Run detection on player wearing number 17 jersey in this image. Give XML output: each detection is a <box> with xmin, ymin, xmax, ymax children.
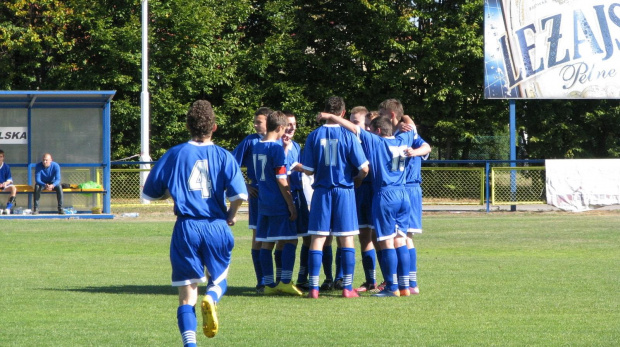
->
<box><xmin>142</xmin><ymin>100</ymin><xmax>248</xmax><ymax>346</ymax></box>
<box><xmin>302</xmin><ymin>96</ymin><xmax>369</xmax><ymax>299</ymax></box>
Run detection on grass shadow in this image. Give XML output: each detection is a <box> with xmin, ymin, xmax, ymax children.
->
<box><xmin>46</xmin><ymin>285</ymin><xmax>267</xmax><ymax>297</ymax></box>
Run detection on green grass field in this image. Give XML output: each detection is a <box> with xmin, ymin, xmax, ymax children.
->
<box><xmin>1</xmin><ymin>211</ymin><xmax>619</xmax><ymax>346</ymax></box>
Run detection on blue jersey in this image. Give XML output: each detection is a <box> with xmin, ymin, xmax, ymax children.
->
<box><xmin>232</xmin><ymin>133</ymin><xmax>262</xmax><ymax>187</ymax></box>
<box><xmin>405</xmin><ymin>156</ymin><xmax>423</xmax><ymax>185</ymax></box>
<box><xmin>302</xmin><ymin>124</ymin><xmax>368</xmax><ymax>189</ymax></box>
<box><xmin>253</xmin><ymin>140</ymin><xmax>289</xmax><ymax>216</ymax></box>
<box><xmin>359</xmin><ymin>128</ymin><xmax>426</xmax><ymax>190</ymax></box>
<box><xmin>35</xmin><ymin>161</ymin><xmax>61</xmax><ymax>186</ymax></box>
<box><xmin>0</xmin><ymin>163</ymin><xmax>12</xmax><ymax>183</ymax></box>
<box><xmin>142</xmin><ymin>141</ymin><xmax>248</xmax><ymax>219</ymax></box>
<box><xmin>286</xmin><ymin>141</ymin><xmax>303</xmax><ymax>192</ymax></box>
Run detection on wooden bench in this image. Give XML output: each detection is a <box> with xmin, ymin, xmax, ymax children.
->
<box><xmin>1</xmin><ymin>184</ymin><xmax>105</xmax><ymax>194</ymax></box>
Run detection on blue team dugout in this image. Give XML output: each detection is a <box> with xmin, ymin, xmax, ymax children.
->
<box><xmin>0</xmin><ymin>91</ymin><xmax>115</xmax><ymax>218</ymax></box>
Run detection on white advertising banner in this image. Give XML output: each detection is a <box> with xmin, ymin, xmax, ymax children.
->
<box><xmin>0</xmin><ymin>127</ymin><xmax>28</xmax><ymax>144</ymax></box>
<box><xmin>484</xmin><ymin>0</ymin><xmax>620</xmax><ymax>99</ymax></box>
<box><xmin>545</xmin><ymin>159</ymin><xmax>620</xmax><ymax>211</ymax></box>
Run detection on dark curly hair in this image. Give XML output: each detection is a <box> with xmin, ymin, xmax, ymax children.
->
<box><xmin>186</xmin><ymin>100</ymin><xmax>216</xmax><ymax>138</ymax></box>
<box><xmin>324</xmin><ymin>96</ymin><xmax>345</xmax><ymax>115</ymax></box>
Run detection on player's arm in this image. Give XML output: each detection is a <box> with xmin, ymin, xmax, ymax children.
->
<box><xmin>353</xmin><ymin>164</ymin><xmax>369</xmax><ymax>188</ymax></box>
<box><xmin>276</xmin><ymin>175</ymin><xmax>297</xmax><ymax>221</ymax></box>
<box><xmin>226</xmin><ymin>198</ymin><xmax>244</xmax><ymax>226</ymax></box>
<box><xmin>316</xmin><ymin>112</ymin><xmax>359</xmax><ymax>135</ymax></box>
<box><xmin>404</xmin><ymin>142</ymin><xmax>432</xmax><ymax>158</ymax></box>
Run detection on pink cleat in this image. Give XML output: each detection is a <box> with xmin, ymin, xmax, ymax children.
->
<box><xmin>410</xmin><ymin>286</ymin><xmax>420</xmax><ymax>295</ymax></box>
<box><xmin>307</xmin><ymin>289</ymin><xmax>319</xmax><ymax>299</ymax></box>
<box><xmin>342</xmin><ymin>288</ymin><xmax>360</xmax><ymax>298</ymax></box>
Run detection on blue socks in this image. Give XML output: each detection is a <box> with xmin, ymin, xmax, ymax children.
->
<box><xmin>341</xmin><ymin>247</ymin><xmax>355</xmax><ymax>290</ymax></box>
<box><xmin>308</xmin><ymin>250</ymin><xmax>323</xmax><ymax>290</ymax></box>
<box><xmin>409</xmin><ymin>247</ymin><xmax>418</xmax><ymax>288</ymax></box>
<box><xmin>361</xmin><ymin>249</ymin><xmax>377</xmax><ymax>284</ymax></box>
<box><xmin>177</xmin><ymin>305</ymin><xmax>197</xmax><ymax>347</ymax></box>
<box><xmin>296</xmin><ymin>244</ymin><xmax>309</xmax><ymax>284</ymax></box>
<box><xmin>281</xmin><ymin>243</ymin><xmax>296</xmax><ymax>283</ymax></box>
<box><xmin>396</xmin><ymin>246</ymin><xmax>410</xmax><ymax>290</ymax></box>
<box><xmin>251</xmin><ymin>249</ymin><xmax>264</xmax><ymax>287</ymax></box>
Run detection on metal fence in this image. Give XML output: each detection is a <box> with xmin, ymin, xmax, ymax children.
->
<box><xmin>110</xmin><ymin>160</ymin><xmax>546</xmax><ymax>209</ymax></box>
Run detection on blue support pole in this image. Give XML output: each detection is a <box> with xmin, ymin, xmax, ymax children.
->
<box><xmin>510</xmin><ymin>99</ymin><xmax>517</xmax><ymax>211</ymax></box>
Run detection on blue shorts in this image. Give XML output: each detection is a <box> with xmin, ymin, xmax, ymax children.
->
<box><xmin>355</xmin><ymin>182</ymin><xmax>373</xmax><ymax>229</ymax></box>
<box><xmin>308</xmin><ymin>187</ymin><xmax>359</xmax><ymax>237</ymax></box>
<box><xmin>406</xmin><ymin>185</ymin><xmax>423</xmax><ymax>234</ymax></box>
<box><xmin>293</xmin><ymin>189</ymin><xmax>310</xmax><ymax>237</ymax></box>
<box><xmin>170</xmin><ymin>218</ymin><xmax>234</xmax><ymax>287</ymax></box>
<box><xmin>256</xmin><ymin>213</ymin><xmax>296</xmax><ymax>242</ymax></box>
<box><xmin>248</xmin><ymin>194</ymin><xmax>258</xmax><ymax>230</ymax></box>
<box><xmin>371</xmin><ymin>187</ymin><xmax>410</xmax><ymax>241</ymax></box>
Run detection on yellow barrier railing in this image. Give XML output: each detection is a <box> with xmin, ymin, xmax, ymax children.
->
<box><xmin>109</xmin><ymin>165</ymin><xmax>547</xmax><ymax>206</ymax></box>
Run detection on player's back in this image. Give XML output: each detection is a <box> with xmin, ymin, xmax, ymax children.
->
<box><xmin>302</xmin><ymin>124</ymin><xmax>368</xmax><ymax>189</ymax></box>
<box><xmin>144</xmin><ymin>141</ymin><xmax>247</xmax><ymax>220</ymax></box>
<box><xmin>232</xmin><ymin>133</ymin><xmax>262</xmax><ymax>186</ymax></box>
<box><xmin>253</xmin><ymin>140</ymin><xmax>289</xmax><ymax>216</ymax></box>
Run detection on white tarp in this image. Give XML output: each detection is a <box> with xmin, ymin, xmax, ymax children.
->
<box><xmin>546</xmin><ymin>159</ymin><xmax>620</xmax><ymax>211</ymax></box>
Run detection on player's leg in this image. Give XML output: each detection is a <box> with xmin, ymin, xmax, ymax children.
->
<box><xmin>33</xmin><ymin>184</ymin><xmax>42</xmax><ymax>213</ymax></box>
<box><xmin>296</xmin><ymin>236</ymin><xmax>311</xmax><ymax>289</ymax></box>
<box><xmin>331</xmin><ymin>187</ymin><xmax>360</xmax><ymax>297</ymax></box>
<box><xmin>177</xmin><ymin>284</ymin><xmax>199</xmax><ymax>347</ymax></box>
<box><xmin>308</xmin><ymin>234</ymin><xmax>327</xmax><ymax>298</ymax></box>
<box><xmin>199</xmin><ymin>219</ymin><xmax>235</xmax><ymax>338</ymax></box>
<box><xmin>248</xmin><ymin>196</ymin><xmax>264</xmax><ymax>293</ymax></box>
<box><xmin>274</xmin><ymin>241</ymin><xmax>283</xmax><ymax>284</ymax></box>
<box><xmin>320</xmin><ymin>235</ymin><xmax>334</xmax><ymax>290</ymax></box>
<box><xmin>6</xmin><ymin>185</ymin><xmax>16</xmax><ymax>211</ymax></box>
<box><xmin>395</xmin><ymin>195</ymin><xmax>411</xmax><ymax>296</ymax></box>
<box><xmin>370</xmin><ymin>190</ymin><xmax>400</xmax><ymax>297</ymax></box>
<box><xmin>54</xmin><ymin>184</ymin><xmax>64</xmax><ymax>214</ymax></box>
<box><xmin>407</xmin><ymin>185</ymin><xmax>423</xmax><ymax>294</ymax></box>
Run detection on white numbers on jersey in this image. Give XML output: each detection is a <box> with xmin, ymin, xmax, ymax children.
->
<box><xmin>320</xmin><ymin>138</ymin><xmax>339</xmax><ymax>166</ymax></box>
<box><xmin>188</xmin><ymin>160</ymin><xmax>212</xmax><ymax>198</ymax></box>
<box><xmin>388</xmin><ymin>146</ymin><xmax>407</xmax><ymax>172</ymax></box>
<box><xmin>253</xmin><ymin>154</ymin><xmax>268</xmax><ymax>181</ymax></box>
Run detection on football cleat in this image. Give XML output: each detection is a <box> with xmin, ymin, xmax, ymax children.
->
<box><xmin>320</xmin><ymin>279</ymin><xmax>334</xmax><ymax>291</ymax></box>
<box><xmin>376</xmin><ymin>281</ymin><xmax>386</xmax><ymax>291</ymax></box>
<box><xmin>263</xmin><ymin>285</ymin><xmax>279</xmax><ymax>296</ymax></box>
<box><xmin>307</xmin><ymin>289</ymin><xmax>319</xmax><ymax>299</ymax></box>
<box><xmin>275</xmin><ymin>282</ymin><xmax>303</xmax><ymax>296</ymax></box>
<box><xmin>295</xmin><ymin>281</ymin><xmax>310</xmax><ymax>291</ymax></box>
<box><xmin>201</xmin><ymin>295</ymin><xmax>219</xmax><ymax>338</ymax></box>
<box><xmin>371</xmin><ymin>289</ymin><xmax>400</xmax><ymax>297</ymax></box>
<box><xmin>410</xmin><ymin>286</ymin><xmax>420</xmax><ymax>295</ymax></box>
<box><xmin>342</xmin><ymin>288</ymin><xmax>359</xmax><ymax>298</ymax></box>
<box><xmin>354</xmin><ymin>282</ymin><xmax>377</xmax><ymax>293</ymax></box>
<box><xmin>333</xmin><ymin>278</ymin><xmax>344</xmax><ymax>290</ymax></box>
<box><xmin>399</xmin><ymin>288</ymin><xmax>411</xmax><ymax>297</ymax></box>
<box><xmin>255</xmin><ymin>285</ymin><xmax>265</xmax><ymax>294</ymax></box>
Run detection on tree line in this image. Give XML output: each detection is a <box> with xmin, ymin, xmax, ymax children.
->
<box><xmin>1</xmin><ymin>0</ymin><xmax>619</xmax><ymax>160</ymax></box>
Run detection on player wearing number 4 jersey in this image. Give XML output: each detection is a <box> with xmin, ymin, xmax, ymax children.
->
<box><xmin>142</xmin><ymin>100</ymin><xmax>248</xmax><ymax>346</ymax></box>
<box><xmin>302</xmin><ymin>96</ymin><xmax>369</xmax><ymax>299</ymax></box>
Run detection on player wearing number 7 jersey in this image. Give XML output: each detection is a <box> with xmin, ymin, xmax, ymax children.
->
<box><xmin>301</xmin><ymin>96</ymin><xmax>369</xmax><ymax>299</ymax></box>
<box><xmin>142</xmin><ymin>100</ymin><xmax>248</xmax><ymax>345</ymax></box>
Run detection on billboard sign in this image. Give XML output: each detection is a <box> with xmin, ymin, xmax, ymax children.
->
<box><xmin>484</xmin><ymin>0</ymin><xmax>620</xmax><ymax>99</ymax></box>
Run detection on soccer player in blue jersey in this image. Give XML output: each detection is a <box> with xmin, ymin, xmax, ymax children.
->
<box><xmin>0</xmin><ymin>149</ymin><xmax>17</xmax><ymax>214</ymax></box>
<box><xmin>348</xmin><ymin>107</ymin><xmax>379</xmax><ymax>293</ymax></box>
<box><xmin>382</xmin><ymin>98</ymin><xmax>429</xmax><ymax>296</ymax></box>
<box><xmin>317</xmin><ymin>107</ymin><xmax>430</xmax><ymax>297</ymax></box>
<box><xmin>302</xmin><ymin>96</ymin><xmax>369</xmax><ymax>299</ymax></box>
<box><xmin>232</xmin><ymin>107</ymin><xmax>271</xmax><ymax>293</ymax></box>
<box><xmin>253</xmin><ymin>111</ymin><xmax>302</xmax><ymax>296</ymax></box>
<box><xmin>142</xmin><ymin>100</ymin><xmax>248</xmax><ymax>345</ymax></box>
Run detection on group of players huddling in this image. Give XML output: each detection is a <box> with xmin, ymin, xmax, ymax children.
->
<box><xmin>143</xmin><ymin>97</ymin><xmax>430</xmax><ymax>346</ymax></box>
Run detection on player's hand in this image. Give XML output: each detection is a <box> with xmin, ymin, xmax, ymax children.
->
<box><xmin>227</xmin><ymin>216</ymin><xmax>237</xmax><ymax>226</ymax></box>
<box><xmin>0</xmin><ymin>183</ymin><xmax>4</xmax><ymax>189</ymax></box>
<box><xmin>288</xmin><ymin>204</ymin><xmax>298</xmax><ymax>221</ymax></box>
<box><xmin>246</xmin><ymin>184</ymin><xmax>258</xmax><ymax>198</ymax></box>
<box><xmin>403</xmin><ymin>147</ymin><xmax>416</xmax><ymax>157</ymax></box>
<box><xmin>353</xmin><ymin>174</ymin><xmax>364</xmax><ymax>188</ymax></box>
<box><xmin>316</xmin><ymin>112</ymin><xmax>334</xmax><ymax>123</ymax></box>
